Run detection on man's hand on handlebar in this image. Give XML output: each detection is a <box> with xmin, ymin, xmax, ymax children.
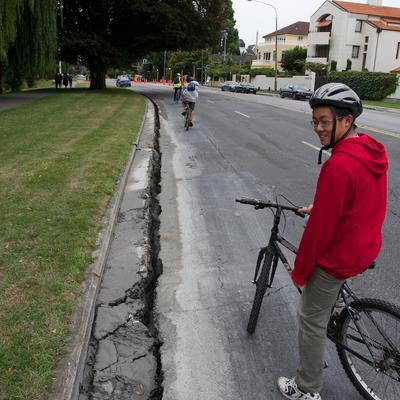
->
<box><xmin>297</xmin><ymin>204</ymin><xmax>313</xmax><ymax>228</ymax></box>
<box><xmin>298</xmin><ymin>204</ymin><xmax>313</xmax><ymax>215</ymax></box>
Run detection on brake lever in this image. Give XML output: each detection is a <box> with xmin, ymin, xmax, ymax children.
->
<box><xmin>294</xmin><ymin>209</ymin><xmax>306</xmax><ymax>218</ymax></box>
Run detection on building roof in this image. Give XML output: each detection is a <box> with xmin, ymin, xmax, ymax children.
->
<box><xmin>333</xmin><ymin>1</ymin><xmax>400</xmax><ymax>19</ymax></box>
<box><xmin>262</xmin><ymin>21</ymin><xmax>309</xmax><ymax>39</ymax></box>
<box><xmin>382</xmin><ymin>17</ymin><xmax>400</xmax><ymax>24</ymax></box>
<box><xmin>367</xmin><ymin>20</ymin><xmax>400</xmax><ymax>32</ymax></box>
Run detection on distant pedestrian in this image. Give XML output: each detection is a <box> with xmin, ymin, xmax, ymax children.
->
<box><xmin>68</xmin><ymin>73</ymin><xmax>73</xmax><ymax>88</ymax></box>
<box><xmin>62</xmin><ymin>73</ymin><xmax>68</xmax><ymax>88</ymax></box>
<box><xmin>54</xmin><ymin>72</ymin><xmax>62</xmax><ymax>89</ymax></box>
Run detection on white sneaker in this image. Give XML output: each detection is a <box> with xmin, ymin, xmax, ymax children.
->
<box><xmin>277</xmin><ymin>377</ymin><xmax>322</xmax><ymax>400</ymax></box>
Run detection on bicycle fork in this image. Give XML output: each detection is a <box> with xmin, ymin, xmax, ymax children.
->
<box><xmin>252</xmin><ymin>245</ymin><xmax>279</xmax><ymax>288</ymax></box>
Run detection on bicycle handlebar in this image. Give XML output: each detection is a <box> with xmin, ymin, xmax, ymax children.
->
<box><xmin>235</xmin><ymin>197</ymin><xmax>306</xmax><ymax>218</ymax></box>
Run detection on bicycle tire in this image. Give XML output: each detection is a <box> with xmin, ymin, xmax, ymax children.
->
<box><xmin>336</xmin><ymin>298</ymin><xmax>400</xmax><ymax>400</ymax></box>
<box><xmin>185</xmin><ymin>109</ymin><xmax>190</xmax><ymax>131</ymax></box>
<box><xmin>247</xmin><ymin>249</ymin><xmax>273</xmax><ymax>334</ymax></box>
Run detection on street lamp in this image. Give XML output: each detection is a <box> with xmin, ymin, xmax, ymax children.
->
<box><xmin>248</xmin><ymin>0</ymin><xmax>278</xmax><ymax>92</ymax></box>
<box><xmin>222</xmin><ymin>29</ymin><xmax>228</xmax><ymax>62</ymax></box>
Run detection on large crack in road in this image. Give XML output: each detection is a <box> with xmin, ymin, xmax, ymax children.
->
<box><xmin>78</xmin><ymin>99</ymin><xmax>164</xmax><ymax>400</ymax></box>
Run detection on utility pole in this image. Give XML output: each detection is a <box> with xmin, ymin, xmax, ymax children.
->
<box><xmin>163</xmin><ymin>50</ymin><xmax>167</xmax><ymax>80</ymax></box>
<box><xmin>248</xmin><ymin>0</ymin><xmax>278</xmax><ymax>92</ymax></box>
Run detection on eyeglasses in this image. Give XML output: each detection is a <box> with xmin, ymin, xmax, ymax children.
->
<box><xmin>310</xmin><ymin>117</ymin><xmax>345</xmax><ymax>128</ymax></box>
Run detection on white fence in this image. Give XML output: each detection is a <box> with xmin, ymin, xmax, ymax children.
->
<box><xmin>388</xmin><ymin>74</ymin><xmax>400</xmax><ymax>100</ymax></box>
<box><xmin>246</xmin><ymin>72</ymin><xmax>316</xmax><ymax>91</ymax></box>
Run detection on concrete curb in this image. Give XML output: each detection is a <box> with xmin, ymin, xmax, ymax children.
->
<box><xmin>49</xmin><ymin>100</ymin><xmax>153</xmax><ymax>400</ymax></box>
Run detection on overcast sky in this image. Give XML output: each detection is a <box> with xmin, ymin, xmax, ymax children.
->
<box><xmin>232</xmin><ymin>0</ymin><xmax>400</xmax><ymax>48</ymax></box>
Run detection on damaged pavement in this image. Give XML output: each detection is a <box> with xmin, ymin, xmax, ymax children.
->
<box><xmin>50</xmin><ymin>99</ymin><xmax>163</xmax><ymax>400</ymax></box>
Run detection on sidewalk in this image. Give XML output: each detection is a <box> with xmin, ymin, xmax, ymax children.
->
<box><xmin>0</xmin><ymin>89</ymin><xmax>58</xmax><ymax>112</ymax></box>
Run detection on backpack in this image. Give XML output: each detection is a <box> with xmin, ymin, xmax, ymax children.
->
<box><xmin>187</xmin><ymin>81</ymin><xmax>196</xmax><ymax>91</ymax></box>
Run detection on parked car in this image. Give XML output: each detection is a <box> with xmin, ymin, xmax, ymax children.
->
<box><xmin>279</xmin><ymin>84</ymin><xmax>312</xmax><ymax>100</ymax></box>
<box><xmin>116</xmin><ymin>75</ymin><xmax>131</xmax><ymax>87</ymax></box>
<box><xmin>235</xmin><ymin>83</ymin><xmax>257</xmax><ymax>94</ymax></box>
<box><xmin>221</xmin><ymin>81</ymin><xmax>239</xmax><ymax>92</ymax></box>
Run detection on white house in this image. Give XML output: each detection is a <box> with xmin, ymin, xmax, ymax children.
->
<box><xmin>252</xmin><ymin>21</ymin><xmax>309</xmax><ymax>71</ymax></box>
<box><xmin>307</xmin><ymin>0</ymin><xmax>400</xmax><ymax>72</ymax></box>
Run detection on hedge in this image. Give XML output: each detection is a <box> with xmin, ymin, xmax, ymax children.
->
<box><xmin>249</xmin><ymin>67</ymin><xmax>275</xmax><ymax>78</ymax></box>
<box><xmin>327</xmin><ymin>71</ymin><xmax>397</xmax><ymax>100</ymax></box>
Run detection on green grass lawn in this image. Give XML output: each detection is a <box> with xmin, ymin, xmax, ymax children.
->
<box><xmin>363</xmin><ymin>99</ymin><xmax>400</xmax><ymax>110</ymax></box>
<box><xmin>0</xmin><ymin>89</ymin><xmax>146</xmax><ymax>399</ymax></box>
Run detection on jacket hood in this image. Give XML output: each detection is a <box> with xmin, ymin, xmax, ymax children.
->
<box><xmin>333</xmin><ymin>133</ymin><xmax>388</xmax><ymax>177</ymax></box>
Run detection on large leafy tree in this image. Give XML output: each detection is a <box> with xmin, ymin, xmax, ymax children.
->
<box><xmin>167</xmin><ymin>50</ymin><xmax>210</xmax><ymax>77</ymax></box>
<box><xmin>0</xmin><ymin>0</ymin><xmax>57</xmax><ymax>93</ymax></box>
<box><xmin>281</xmin><ymin>46</ymin><xmax>307</xmax><ymax>74</ymax></box>
<box><xmin>61</xmin><ymin>0</ymin><xmax>227</xmax><ymax>89</ymax></box>
<box><xmin>211</xmin><ymin>0</ymin><xmax>239</xmax><ymax>56</ymax></box>
<box><xmin>223</xmin><ymin>0</ymin><xmax>239</xmax><ymax>55</ymax></box>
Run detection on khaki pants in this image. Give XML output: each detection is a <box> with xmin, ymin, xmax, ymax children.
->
<box><xmin>296</xmin><ymin>268</ymin><xmax>345</xmax><ymax>393</ymax></box>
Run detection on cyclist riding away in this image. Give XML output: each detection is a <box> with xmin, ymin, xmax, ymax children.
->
<box><xmin>173</xmin><ymin>73</ymin><xmax>182</xmax><ymax>102</ymax></box>
<box><xmin>181</xmin><ymin>76</ymin><xmax>199</xmax><ymax>127</ymax></box>
<box><xmin>278</xmin><ymin>82</ymin><xmax>388</xmax><ymax>400</ymax></box>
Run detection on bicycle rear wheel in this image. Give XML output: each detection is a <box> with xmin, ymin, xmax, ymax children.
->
<box><xmin>336</xmin><ymin>298</ymin><xmax>400</xmax><ymax>400</ymax></box>
<box><xmin>247</xmin><ymin>249</ymin><xmax>273</xmax><ymax>334</ymax></box>
<box><xmin>185</xmin><ymin>108</ymin><xmax>190</xmax><ymax>131</ymax></box>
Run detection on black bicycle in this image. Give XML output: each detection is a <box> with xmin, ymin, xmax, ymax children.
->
<box><xmin>236</xmin><ymin>197</ymin><xmax>400</xmax><ymax>400</ymax></box>
<box><xmin>174</xmin><ymin>87</ymin><xmax>181</xmax><ymax>103</ymax></box>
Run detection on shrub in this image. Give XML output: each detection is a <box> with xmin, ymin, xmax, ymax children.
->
<box><xmin>346</xmin><ymin>59</ymin><xmax>352</xmax><ymax>71</ymax></box>
<box><xmin>328</xmin><ymin>71</ymin><xmax>397</xmax><ymax>100</ymax></box>
<box><xmin>249</xmin><ymin>67</ymin><xmax>275</xmax><ymax>77</ymax></box>
<box><xmin>330</xmin><ymin>60</ymin><xmax>337</xmax><ymax>72</ymax></box>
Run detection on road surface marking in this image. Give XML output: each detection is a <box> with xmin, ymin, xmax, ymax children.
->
<box><xmin>207</xmin><ymin>100</ymin><xmax>215</xmax><ymax>104</ymax></box>
<box><xmin>235</xmin><ymin>111</ymin><xmax>250</xmax><ymax>118</ymax></box>
<box><xmin>358</xmin><ymin>124</ymin><xmax>400</xmax><ymax>139</ymax></box>
<box><xmin>302</xmin><ymin>141</ymin><xmax>331</xmax><ymax>157</ymax></box>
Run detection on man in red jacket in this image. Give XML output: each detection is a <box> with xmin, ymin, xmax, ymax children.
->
<box><xmin>278</xmin><ymin>83</ymin><xmax>388</xmax><ymax>400</ymax></box>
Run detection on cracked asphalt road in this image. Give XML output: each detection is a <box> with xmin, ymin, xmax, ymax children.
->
<box><xmin>135</xmin><ymin>83</ymin><xmax>400</xmax><ymax>400</ymax></box>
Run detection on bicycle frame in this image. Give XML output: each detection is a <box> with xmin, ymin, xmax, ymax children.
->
<box><xmin>237</xmin><ymin>197</ymin><xmax>394</xmax><ymax>370</ymax></box>
<box><xmin>251</xmin><ymin>202</ymin><xmax>299</xmax><ymax>292</ymax></box>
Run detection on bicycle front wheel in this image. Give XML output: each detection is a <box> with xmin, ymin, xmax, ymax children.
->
<box><xmin>247</xmin><ymin>249</ymin><xmax>273</xmax><ymax>334</ymax></box>
<box><xmin>336</xmin><ymin>298</ymin><xmax>400</xmax><ymax>400</ymax></box>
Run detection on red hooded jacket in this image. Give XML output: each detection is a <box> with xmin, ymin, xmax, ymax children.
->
<box><xmin>291</xmin><ymin>134</ymin><xmax>388</xmax><ymax>287</ymax></box>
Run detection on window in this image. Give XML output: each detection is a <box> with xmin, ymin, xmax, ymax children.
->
<box><xmin>355</xmin><ymin>20</ymin><xmax>362</xmax><ymax>32</ymax></box>
<box><xmin>397</xmin><ymin>42</ymin><xmax>400</xmax><ymax>59</ymax></box>
<box><xmin>364</xmin><ymin>45</ymin><xmax>368</xmax><ymax>51</ymax></box>
<box><xmin>352</xmin><ymin>45</ymin><xmax>360</xmax><ymax>58</ymax></box>
<box><xmin>263</xmin><ymin>52</ymin><xmax>271</xmax><ymax>61</ymax></box>
<box><xmin>298</xmin><ymin>36</ymin><xmax>303</xmax><ymax>41</ymax></box>
<box><xmin>365</xmin><ymin>36</ymin><xmax>369</xmax><ymax>43</ymax></box>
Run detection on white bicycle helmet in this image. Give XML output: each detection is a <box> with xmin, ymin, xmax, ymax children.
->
<box><xmin>310</xmin><ymin>83</ymin><xmax>363</xmax><ymax>164</ymax></box>
<box><xmin>310</xmin><ymin>82</ymin><xmax>362</xmax><ymax>118</ymax></box>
